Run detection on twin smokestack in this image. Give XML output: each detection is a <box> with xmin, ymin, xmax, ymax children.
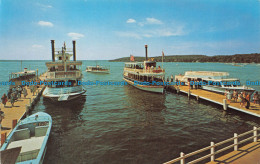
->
<box><xmin>145</xmin><ymin>45</ymin><xmax>148</xmax><ymax>61</ymax></box>
<box><xmin>51</xmin><ymin>40</ymin><xmax>76</xmax><ymax>62</ymax></box>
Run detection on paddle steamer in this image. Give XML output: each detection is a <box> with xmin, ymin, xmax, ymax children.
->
<box><xmin>42</xmin><ymin>40</ymin><xmax>86</xmax><ymax>101</ymax></box>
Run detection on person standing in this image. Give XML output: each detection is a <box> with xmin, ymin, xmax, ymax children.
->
<box><xmin>0</xmin><ymin>108</ymin><xmax>5</xmax><ymax>129</ymax></box>
<box><xmin>233</xmin><ymin>90</ymin><xmax>238</xmax><ymax>103</ymax></box>
<box><xmin>23</xmin><ymin>87</ymin><xmax>28</xmax><ymax>98</ymax></box>
<box><xmin>253</xmin><ymin>91</ymin><xmax>259</xmax><ymax>105</ymax></box>
<box><xmin>10</xmin><ymin>92</ymin><xmax>15</xmax><ymax>107</ymax></box>
<box><xmin>1</xmin><ymin>94</ymin><xmax>8</xmax><ymax>107</ymax></box>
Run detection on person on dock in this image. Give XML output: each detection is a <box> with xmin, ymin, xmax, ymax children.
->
<box><xmin>7</xmin><ymin>89</ymin><xmax>12</xmax><ymax>100</ymax></box>
<box><xmin>253</xmin><ymin>91</ymin><xmax>259</xmax><ymax>105</ymax></box>
<box><xmin>233</xmin><ymin>90</ymin><xmax>238</xmax><ymax>102</ymax></box>
<box><xmin>170</xmin><ymin>75</ymin><xmax>173</xmax><ymax>82</ymax></box>
<box><xmin>23</xmin><ymin>87</ymin><xmax>28</xmax><ymax>98</ymax></box>
<box><xmin>10</xmin><ymin>92</ymin><xmax>15</xmax><ymax>107</ymax></box>
<box><xmin>17</xmin><ymin>86</ymin><xmax>22</xmax><ymax>98</ymax></box>
<box><xmin>226</xmin><ymin>90</ymin><xmax>232</xmax><ymax>103</ymax></box>
<box><xmin>0</xmin><ymin>108</ymin><xmax>5</xmax><ymax>128</ymax></box>
<box><xmin>1</xmin><ymin>94</ymin><xmax>8</xmax><ymax>107</ymax></box>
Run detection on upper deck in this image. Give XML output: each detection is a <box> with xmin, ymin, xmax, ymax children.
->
<box><xmin>124</xmin><ymin>61</ymin><xmax>165</xmax><ymax>76</ymax></box>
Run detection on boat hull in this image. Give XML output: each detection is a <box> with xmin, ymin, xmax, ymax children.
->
<box><xmin>123</xmin><ymin>78</ymin><xmax>164</xmax><ymax>94</ymax></box>
<box><xmin>43</xmin><ymin>89</ymin><xmax>86</xmax><ymax>101</ymax></box>
<box><xmin>86</xmin><ymin>70</ymin><xmax>110</xmax><ymax>74</ymax></box>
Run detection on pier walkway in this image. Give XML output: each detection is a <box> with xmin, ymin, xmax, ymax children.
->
<box><xmin>0</xmin><ymin>85</ymin><xmax>45</xmax><ymax>138</ymax></box>
<box><xmin>167</xmin><ymin>85</ymin><xmax>260</xmax><ymax>117</ymax></box>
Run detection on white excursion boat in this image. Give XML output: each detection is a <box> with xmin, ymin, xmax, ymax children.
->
<box><xmin>123</xmin><ymin>45</ymin><xmax>165</xmax><ymax>94</ymax></box>
<box><xmin>175</xmin><ymin>71</ymin><xmax>255</xmax><ymax>95</ymax></box>
<box><xmin>86</xmin><ymin>65</ymin><xmax>110</xmax><ymax>74</ymax></box>
<box><xmin>0</xmin><ymin>112</ymin><xmax>52</xmax><ymax>164</ymax></box>
<box><xmin>42</xmin><ymin>40</ymin><xmax>86</xmax><ymax>101</ymax></box>
<box><xmin>9</xmin><ymin>68</ymin><xmax>36</xmax><ymax>89</ymax></box>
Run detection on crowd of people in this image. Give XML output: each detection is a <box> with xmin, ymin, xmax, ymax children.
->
<box><xmin>225</xmin><ymin>90</ymin><xmax>259</xmax><ymax>109</ymax></box>
<box><xmin>1</xmin><ymin>85</ymin><xmax>37</xmax><ymax>107</ymax></box>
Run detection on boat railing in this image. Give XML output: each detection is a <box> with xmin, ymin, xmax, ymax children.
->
<box><xmin>45</xmin><ymin>86</ymin><xmax>83</xmax><ymax>95</ymax></box>
<box><xmin>46</xmin><ymin>71</ymin><xmax>81</xmax><ymax>79</ymax></box>
<box><xmin>164</xmin><ymin>126</ymin><xmax>260</xmax><ymax>164</ymax></box>
<box><xmin>124</xmin><ymin>68</ymin><xmax>165</xmax><ymax>74</ymax></box>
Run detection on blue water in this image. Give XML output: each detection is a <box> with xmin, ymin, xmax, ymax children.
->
<box><xmin>0</xmin><ymin>60</ymin><xmax>259</xmax><ymax>164</ymax></box>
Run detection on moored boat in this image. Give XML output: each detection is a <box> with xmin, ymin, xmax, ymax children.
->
<box><xmin>0</xmin><ymin>112</ymin><xmax>52</xmax><ymax>164</ymax></box>
<box><xmin>123</xmin><ymin>45</ymin><xmax>165</xmax><ymax>94</ymax></box>
<box><xmin>42</xmin><ymin>40</ymin><xmax>86</xmax><ymax>101</ymax></box>
<box><xmin>86</xmin><ymin>65</ymin><xmax>110</xmax><ymax>74</ymax></box>
<box><xmin>9</xmin><ymin>68</ymin><xmax>36</xmax><ymax>89</ymax></box>
<box><xmin>175</xmin><ymin>71</ymin><xmax>255</xmax><ymax>95</ymax></box>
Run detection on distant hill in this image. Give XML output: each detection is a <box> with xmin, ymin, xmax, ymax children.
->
<box><xmin>109</xmin><ymin>53</ymin><xmax>260</xmax><ymax>63</ymax></box>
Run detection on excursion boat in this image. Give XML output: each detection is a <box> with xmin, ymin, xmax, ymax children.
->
<box><xmin>0</xmin><ymin>112</ymin><xmax>52</xmax><ymax>164</ymax></box>
<box><xmin>42</xmin><ymin>40</ymin><xmax>86</xmax><ymax>101</ymax></box>
<box><xmin>175</xmin><ymin>71</ymin><xmax>255</xmax><ymax>95</ymax></box>
<box><xmin>9</xmin><ymin>67</ymin><xmax>36</xmax><ymax>89</ymax></box>
<box><xmin>86</xmin><ymin>65</ymin><xmax>110</xmax><ymax>74</ymax></box>
<box><xmin>123</xmin><ymin>45</ymin><xmax>165</xmax><ymax>94</ymax></box>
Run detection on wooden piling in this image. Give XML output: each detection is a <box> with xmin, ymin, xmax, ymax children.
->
<box><xmin>1</xmin><ymin>132</ymin><xmax>6</xmax><ymax>146</ymax></box>
<box><xmin>12</xmin><ymin>119</ymin><xmax>17</xmax><ymax>129</ymax></box>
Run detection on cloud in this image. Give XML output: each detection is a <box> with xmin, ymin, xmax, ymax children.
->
<box><xmin>67</xmin><ymin>32</ymin><xmax>85</xmax><ymax>39</ymax></box>
<box><xmin>36</xmin><ymin>3</ymin><xmax>53</xmax><ymax>9</ymax></box>
<box><xmin>38</xmin><ymin>21</ymin><xmax>53</xmax><ymax>27</ymax></box>
<box><xmin>126</xmin><ymin>18</ymin><xmax>136</xmax><ymax>23</ymax></box>
<box><xmin>32</xmin><ymin>44</ymin><xmax>44</xmax><ymax>48</ymax></box>
<box><xmin>115</xmin><ymin>31</ymin><xmax>141</xmax><ymax>39</ymax></box>
<box><xmin>146</xmin><ymin>18</ymin><xmax>163</xmax><ymax>25</ymax></box>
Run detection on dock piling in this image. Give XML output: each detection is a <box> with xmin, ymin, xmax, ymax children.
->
<box><xmin>188</xmin><ymin>89</ymin><xmax>191</xmax><ymax>99</ymax></box>
<box><xmin>234</xmin><ymin>133</ymin><xmax>238</xmax><ymax>151</ymax></box>
<box><xmin>253</xmin><ymin>126</ymin><xmax>257</xmax><ymax>142</ymax></box>
<box><xmin>180</xmin><ymin>152</ymin><xmax>185</xmax><ymax>164</ymax></box>
<box><xmin>210</xmin><ymin>142</ymin><xmax>215</xmax><ymax>161</ymax></box>
<box><xmin>12</xmin><ymin>119</ymin><xmax>17</xmax><ymax>129</ymax></box>
<box><xmin>223</xmin><ymin>99</ymin><xmax>228</xmax><ymax>110</ymax></box>
<box><xmin>1</xmin><ymin>132</ymin><xmax>6</xmax><ymax>146</ymax></box>
<box><xmin>196</xmin><ymin>95</ymin><xmax>199</xmax><ymax>101</ymax></box>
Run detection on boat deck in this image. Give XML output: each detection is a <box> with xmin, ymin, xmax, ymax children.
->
<box><xmin>168</xmin><ymin>85</ymin><xmax>260</xmax><ymax>117</ymax></box>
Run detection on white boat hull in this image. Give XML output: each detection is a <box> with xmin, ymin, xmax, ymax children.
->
<box><xmin>42</xmin><ymin>86</ymin><xmax>86</xmax><ymax>101</ymax></box>
<box><xmin>123</xmin><ymin>78</ymin><xmax>164</xmax><ymax>94</ymax></box>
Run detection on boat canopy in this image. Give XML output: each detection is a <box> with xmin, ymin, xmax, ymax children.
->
<box><xmin>185</xmin><ymin>71</ymin><xmax>229</xmax><ymax>77</ymax></box>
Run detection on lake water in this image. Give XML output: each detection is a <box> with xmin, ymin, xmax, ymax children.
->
<box><xmin>0</xmin><ymin>60</ymin><xmax>259</xmax><ymax>163</ymax></box>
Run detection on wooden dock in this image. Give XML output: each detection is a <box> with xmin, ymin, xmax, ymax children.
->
<box><xmin>0</xmin><ymin>85</ymin><xmax>45</xmax><ymax>137</ymax></box>
<box><xmin>167</xmin><ymin>85</ymin><xmax>260</xmax><ymax>117</ymax></box>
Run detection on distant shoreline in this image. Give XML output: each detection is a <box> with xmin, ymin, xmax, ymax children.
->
<box><xmin>109</xmin><ymin>53</ymin><xmax>260</xmax><ymax>63</ymax></box>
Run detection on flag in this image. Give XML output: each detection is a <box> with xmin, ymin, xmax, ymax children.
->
<box><xmin>162</xmin><ymin>51</ymin><xmax>164</xmax><ymax>57</ymax></box>
<box><xmin>130</xmin><ymin>55</ymin><xmax>135</xmax><ymax>61</ymax></box>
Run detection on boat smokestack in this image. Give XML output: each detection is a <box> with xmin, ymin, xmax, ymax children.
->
<box><xmin>73</xmin><ymin>40</ymin><xmax>76</xmax><ymax>61</ymax></box>
<box><xmin>51</xmin><ymin>40</ymin><xmax>55</xmax><ymax>62</ymax></box>
<box><xmin>145</xmin><ymin>45</ymin><xmax>148</xmax><ymax>61</ymax></box>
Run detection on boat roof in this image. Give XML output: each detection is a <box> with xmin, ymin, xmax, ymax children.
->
<box><xmin>203</xmin><ymin>78</ymin><xmax>239</xmax><ymax>81</ymax></box>
<box><xmin>10</xmin><ymin>70</ymin><xmax>36</xmax><ymax>75</ymax></box>
<box><xmin>185</xmin><ymin>71</ymin><xmax>229</xmax><ymax>77</ymax></box>
<box><xmin>125</xmin><ymin>62</ymin><xmax>144</xmax><ymax>65</ymax></box>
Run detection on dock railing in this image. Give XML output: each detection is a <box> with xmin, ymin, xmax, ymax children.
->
<box><xmin>164</xmin><ymin>126</ymin><xmax>260</xmax><ymax>164</ymax></box>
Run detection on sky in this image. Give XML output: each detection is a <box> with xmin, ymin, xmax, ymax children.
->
<box><xmin>0</xmin><ymin>0</ymin><xmax>260</xmax><ymax>60</ymax></box>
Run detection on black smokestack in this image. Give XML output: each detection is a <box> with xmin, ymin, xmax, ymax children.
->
<box><xmin>73</xmin><ymin>40</ymin><xmax>76</xmax><ymax>61</ymax></box>
<box><xmin>51</xmin><ymin>40</ymin><xmax>55</xmax><ymax>62</ymax></box>
<box><xmin>145</xmin><ymin>45</ymin><xmax>148</xmax><ymax>61</ymax></box>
